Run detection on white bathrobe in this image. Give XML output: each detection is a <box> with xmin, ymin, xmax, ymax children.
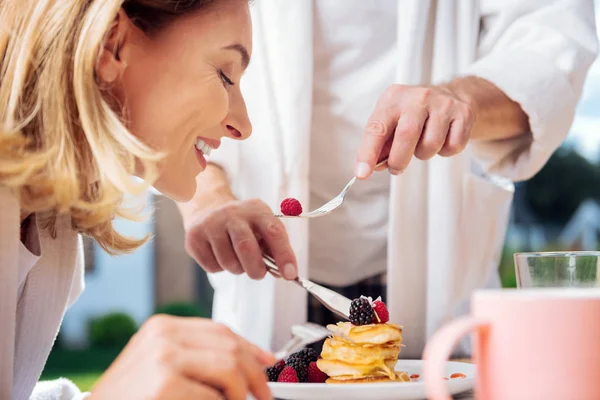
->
<box><xmin>0</xmin><ymin>187</ymin><xmax>87</xmax><ymax>400</ymax></box>
<box><xmin>208</xmin><ymin>0</ymin><xmax>597</xmax><ymax>358</ymax></box>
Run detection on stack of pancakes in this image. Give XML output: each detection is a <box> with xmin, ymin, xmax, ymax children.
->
<box><xmin>316</xmin><ymin>321</ymin><xmax>410</xmax><ymax>384</ymax></box>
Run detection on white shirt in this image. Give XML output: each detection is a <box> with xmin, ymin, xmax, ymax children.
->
<box><xmin>309</xmin><ymin>0</ymin><xmax>398</xmax><ymax>286</ymax></box>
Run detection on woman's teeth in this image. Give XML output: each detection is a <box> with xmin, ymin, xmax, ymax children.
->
<box><xmin>195</xmin><ymin>138</ymin><xmax>212</xmax><ymax>156</ymax></box>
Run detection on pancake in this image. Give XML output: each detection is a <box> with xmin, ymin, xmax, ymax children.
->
<box><xmin>326</xmin><ymin>371</ymin><xmax>410</xmax><ymax>384</ymax></box>
<box><xmin>326</xmin><ymin>322</ymin><xmax>403</xmax><ymax>345</ymax></box>
<box><xmin>317</xmin><ymin>357</ymin><xmax>398</xmax><ymax>380</ymax></box>
<box><xmin>320</xmin><ymin>320</ymin><xmax>408</xmax><ymax>384</ymax></box>
<box><xmin>321</xmin><ymin>337</ymin><xmax>401</xmax><ymax>364</ymax></box>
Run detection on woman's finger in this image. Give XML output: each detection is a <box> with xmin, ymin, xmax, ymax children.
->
<box><xmin>151</xmin><ymin>317</ymin><xmax>276</xmax><ymax>366</ymax></box>
<box><xmin>169</xmin><ymin>376</ymin><xmax>225</xmax><ymax>400</ymax></box>
<box><xmin>208</xmin><ymin>229</ymin><xmax>244</xmax><ymax>275</ymax></box>
<box><xmin>251</xmin><ymin>216</ymin><xmax>297</xmax><ymax>280</ymax></box>
<box><xmin>185</xmin><ymin>232</ymin><xmax>222</xmax><ymax>273</ymax></box>
<box><xmin>227</xmin><ymin>221</ymin><xmax>266</xmax><ymax>280</ymax></box>
<box><xmin>176</xmin><ymin>348</ymin><xmax>271</xmax><ymax>400</ymax></box>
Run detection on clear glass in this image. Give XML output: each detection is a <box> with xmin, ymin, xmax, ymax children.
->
<box><xmin>514</xmin><ymin>251</ymin><xmax>600</xmax><ymax>288</ymax></box>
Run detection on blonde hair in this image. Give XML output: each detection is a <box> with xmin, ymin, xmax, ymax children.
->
<box><xmin>0</xmin><ymin>0</ymin><xmax>215</xmax><ymax>254</ymax></box>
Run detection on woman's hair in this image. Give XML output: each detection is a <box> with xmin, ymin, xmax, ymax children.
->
<box><xmin>0</xmin><ymin>0</ymin><xmax>214</xmax><ymax>254</ymax></box>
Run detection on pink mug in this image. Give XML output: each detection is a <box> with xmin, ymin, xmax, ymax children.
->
<box><xmin>423</xmin><ymin>288</ymin><xmax>600</xmax><ymax>400</ymax></box>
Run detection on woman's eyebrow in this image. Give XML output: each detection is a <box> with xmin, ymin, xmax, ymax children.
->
<box><xmin>223</xmin><ymin>43</ymin><xmax>249</xmax><ymax>69</ymax></box>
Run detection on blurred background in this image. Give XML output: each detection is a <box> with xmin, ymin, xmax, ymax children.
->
<box><xmin>42</xmin><ymin>6</ymin><xmax>600</xmax><ymax>393</ymax></box>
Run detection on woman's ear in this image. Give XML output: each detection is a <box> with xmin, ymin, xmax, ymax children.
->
<box><xmin>96</xmin><ymin>9</ymin><xmax>134</xmax><ymax>84</ymax></box>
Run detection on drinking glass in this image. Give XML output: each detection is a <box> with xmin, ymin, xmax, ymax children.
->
<box><xmin>514</xmin><ymin>251</ymin><xmax>600</xmax><ymax>288</ymax></box>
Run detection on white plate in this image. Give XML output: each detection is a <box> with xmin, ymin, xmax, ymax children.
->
<box><xmin>269</xmin><ymin>360</ymin><xmax>475</xmax><ymax>400</ymax></box>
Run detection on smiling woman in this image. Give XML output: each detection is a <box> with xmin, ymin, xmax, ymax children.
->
<box><xmin>0</xmin><ymin>0</ymin><xmax>253</xmax><ymax>254</ymax></box>
<box><xmin>0</xmin><ymin>1</ymin><xmax>274</xmax><ymax>400</ymax></box>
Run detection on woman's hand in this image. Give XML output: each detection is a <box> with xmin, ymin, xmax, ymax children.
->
<box><xmin>184</xmin><ymin>197</ymin><xmax>298</xmax><ymax>280</ymax></box>
<box><xmin>89</xmin><ymin>315</ymin><xmax>275</xmax><ymax>400</ymax></box>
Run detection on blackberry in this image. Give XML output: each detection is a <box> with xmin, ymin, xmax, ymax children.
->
<box><xmin>285</xmin><ymin>357</ymin><xmax>308</xmax><ymax>382</ymax></box>
<box><xmin>285</xmin><ymin>348</ymin><xmax>318</xmax><ymax>382</ymax></box>
<box><xmin>287</xmin><ymin>348</ymin><xmax>319</xmax><ymax>366</ymax></box>
<box><xmin>349</xmin><ymin>297</ymin><xmax>375</xmax><ymax>326</ymax></box>
<box><xmin>265</xmin><ymin>360</ymin><xmax>285</xmax><ymax>382</ymax></box>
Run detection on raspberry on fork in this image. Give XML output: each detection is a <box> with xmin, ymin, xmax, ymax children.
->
<box><xmin>280</xmin><ymin>198</ymin><xmax>302</xmax><ymax>216</ymax></box>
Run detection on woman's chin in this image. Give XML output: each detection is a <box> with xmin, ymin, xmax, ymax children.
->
<box><xmin>153</xmin><ymin>179</ymin><xmax>197</xmax><ymax>203</ymax></box>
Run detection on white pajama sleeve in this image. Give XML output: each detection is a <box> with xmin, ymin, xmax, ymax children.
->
<box><xmin>466</xmin><ymin>0</ymin><xmax>598</xmax><ymax>181</ymax></box>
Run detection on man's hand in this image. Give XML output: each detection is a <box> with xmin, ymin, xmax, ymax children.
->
<box><xmin>354</xmin><ymin>76</ymin><xmax>530</xmax><ymax>179</ymax></box>
<box><xmin>355</xmin><ymin>84</ymin><xmax>475</xmax><ymax>178</ymax></box>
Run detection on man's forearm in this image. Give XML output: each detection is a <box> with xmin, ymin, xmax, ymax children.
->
<box><xmin>442</xmin><ymin>76</ymin><xmax>531</xmax><ymax>141</ymax></box>
<box><xmin>176</xmin><ymin>163</ymin><xmax>235</xmax><ymax>230</ymax></box>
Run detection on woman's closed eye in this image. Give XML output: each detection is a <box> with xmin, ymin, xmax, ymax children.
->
<box><xmin>220</xmin><ymin>70</ymin><xmax>234</xmax><ymax>86</ymax></box>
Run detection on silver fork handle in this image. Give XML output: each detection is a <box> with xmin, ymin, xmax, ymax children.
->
<box><xmin>262</xmin><ymin>254</ymin><xmax>298</xmax><ymax>282</ymax></box>
<box><xmin>274</xmin><ymin>335</ymin><xmax>306</xmax><ymax>361</ymax></box>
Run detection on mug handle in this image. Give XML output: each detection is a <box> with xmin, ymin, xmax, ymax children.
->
<box><xmin>422</xmin><ymin>316</ymin><xmax>488</xmax><ymax>400</ymax></box>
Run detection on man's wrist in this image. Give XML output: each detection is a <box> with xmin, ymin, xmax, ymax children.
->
<box><xmin>438</xmin><ymin>76</ymin><xmax>479</xmax><ymax>114</ymax></box>
<box><xmin>438</xmin><ymin>75</ymin><xmax>530</xmax><ymax>141</ymax></box>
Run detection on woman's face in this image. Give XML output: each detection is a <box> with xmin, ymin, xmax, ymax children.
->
<box><xmin>106</xmin><ymin>0</ymin><xmax>252</xmax><ymax>201</ymax></box>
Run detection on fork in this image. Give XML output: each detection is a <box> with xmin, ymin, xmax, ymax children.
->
<box><xmin>262</xmin><ymin>254</ymin><xmax>352</xmax><ymax>321</ymax></box>
<box><xmin>273</xmin><ymin>322</ymin><xmax>332</xmax><ymax>361</ymax></box>
<box><xmin>273</xmin><ymin>322</ymin><xmax>356</xmax><ymax>361</ymax></box>
<box><xmin>274</xmin><ymin>158</ymin><xmax>389</xmax><ymax>218</ymax></box>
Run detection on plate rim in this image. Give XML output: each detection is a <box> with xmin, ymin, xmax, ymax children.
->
<box><xmin>268</xmin><ymin>359</ymin><xmax>475</xmax><ymax>392</ymax></box>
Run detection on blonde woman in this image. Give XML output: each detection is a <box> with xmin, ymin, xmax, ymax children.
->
<box><xmin>0</xmin><ymin>0</ymin><xmax>277</xmax><ymax>399</ymax></box>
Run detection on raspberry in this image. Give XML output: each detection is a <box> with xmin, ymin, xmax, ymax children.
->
<box><xmin>349</xmin><ymin>297</ymin><xmax>375</xmax><ymax>326</ymax></box>
<box><xmin>285</xmin><ymin>348</ymin><xmax>317</xmax><ymax>382</ymax></box>
<box><xmin>277</xmin><ymin>366</ymin><xmax>299</xmax><ymax>383</ymax></box>
<box><xmin>280</xmin><ymin>198</ymin><xmax>302</xmax><ymax>216</ymax></box>
<box><xmin>265</xmin><ymin>360</ymin><xmax>285</xmax><ymax>382</ymax></box>
<box><xmin>372</xmin><ymin>300</ymin><xmax>389</xmax><ymax>323</ymax></box>
<box><xmin>307</xmin><ymin>362</ymin><xmax>328</xmax><ymax>383</ymax></box>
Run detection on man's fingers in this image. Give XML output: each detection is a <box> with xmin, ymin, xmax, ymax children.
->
<box><xmin>373</xmin><ymin>138</ymin><xmax>393</xmax><ymax>171</ymax></box>
<box><xmin>356</xmin><ymin>86</ymin><xmax>405</xmax><ymax>179</ymax></box>
<box><xmin>413</xmin><ymin>111</ymin><xmax>450</xmax><ymax>161</ymax></box>
<box><xmin>439</xmin><ymin>108</ymin><xmax>474</xmax><ymax>157</ymax></box>
<box><xmin>386</xmin><ymin>109</ymin><xmax>428</xmax><ymax>174</ymax></box>
<box><xmin>356</xmin><ymin>119</ymin><xmax>395</xmax><ymax>179</ymax></box>
<box><xmin>356</xmin><ymin>85</ymin><xmax>475</xmax><ymax>177</ymax></box>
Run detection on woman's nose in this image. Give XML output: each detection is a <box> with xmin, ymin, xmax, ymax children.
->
<box><xmin>225</xmin><ymin>93</ymin><xmax>252</xmax><ymax>140</ymax></box>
